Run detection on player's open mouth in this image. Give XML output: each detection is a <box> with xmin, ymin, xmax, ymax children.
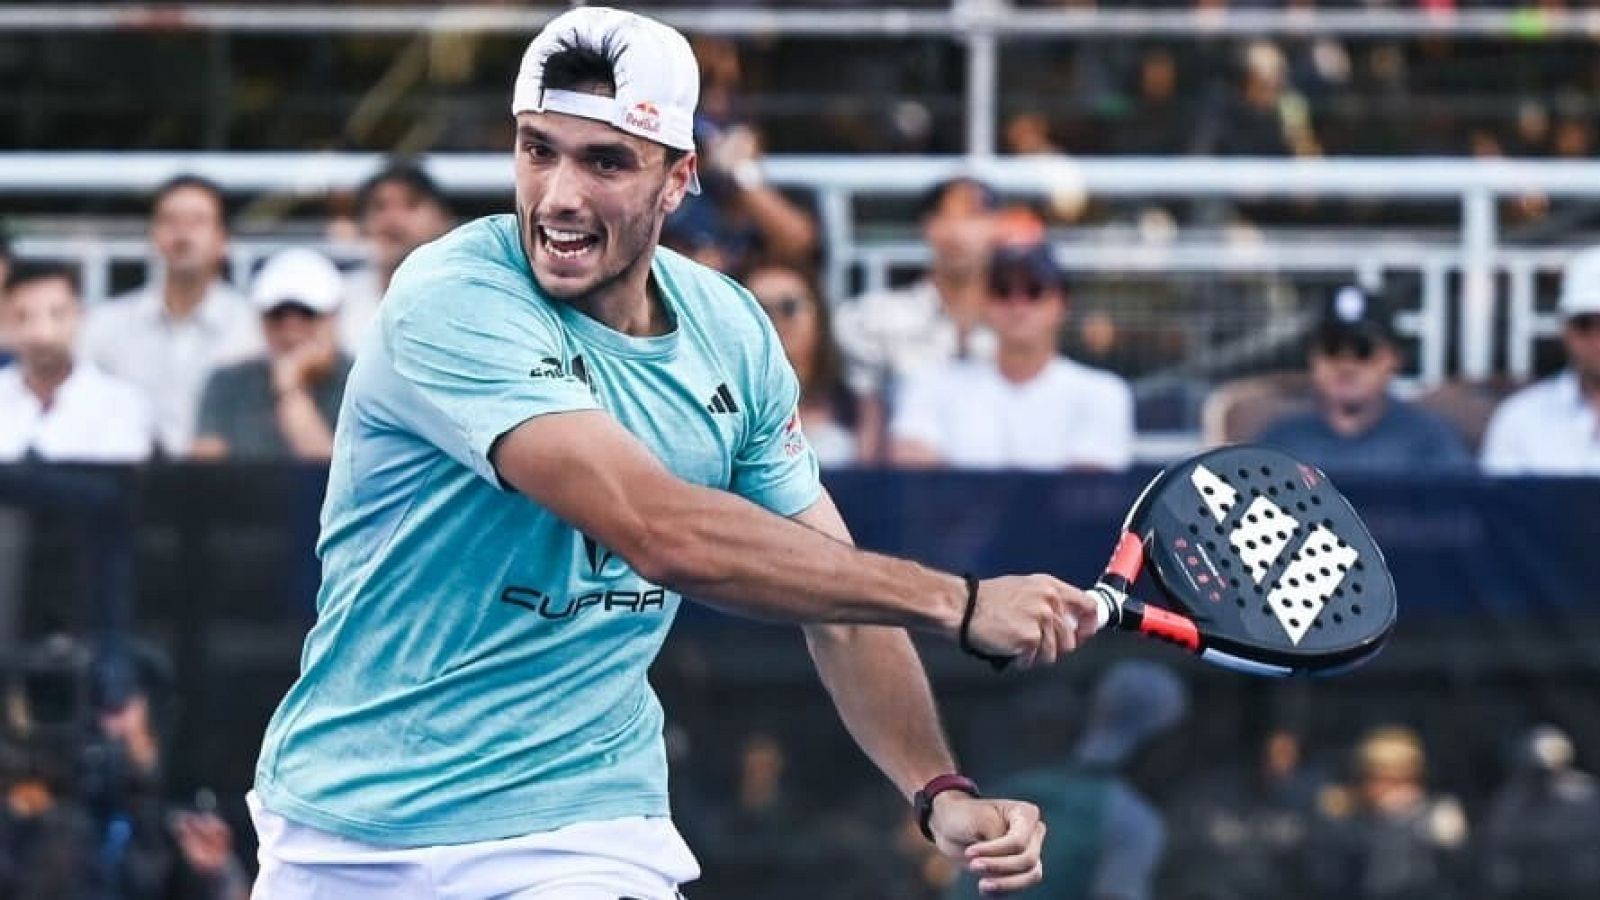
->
<box><xmin>538</xmin><ymin>225</ymin><xmax>600</xmax><ymax>260</ymax></box>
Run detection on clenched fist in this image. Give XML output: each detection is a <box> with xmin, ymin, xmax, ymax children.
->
<box><xmin>962</xmin><ymin>574</ymin><xmax>1101</xmax><ymax>668</ymax></box>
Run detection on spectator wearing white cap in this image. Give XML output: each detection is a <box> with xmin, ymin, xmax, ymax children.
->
<box><xmin>1481</xmin><ymin>247</ymin><xmax>1600</xmax><ymax>475</ymax></box>
<box><xmin>81</xmin><ymin>175</ymin><xmax>261</xmax><ymax>455</ymax></box>
<box><xmin>0</xmin><ymin>262</ymin><xmax>154</xmax><ymax>462</ymax></box>
<box><xmin>191</xmin><ymin>249</ymin><xmax>350</xmax><ymax>461</ymax></box>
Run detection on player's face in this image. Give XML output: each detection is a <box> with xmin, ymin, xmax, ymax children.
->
<box><xmin>361</xmin><ymin>182</ymin><xmax>451</xmax><ymax>274</ymax></box>
<box><xmin>2</xmin><ymin>275</ymin><xmax>81</xmax><ymax>379</ymax></box>
<box><xmin>152</xmin><ymin>185</ymin><xmax>228</xmax><ymax>281</ymax></box>
<box><xmin>1563</xmin><ymin>313</ymin><xmax>1600</xmax><ymax>383</ymax></box>
<box><xmin>512</xmin><ymin>111</ymin><xmax>694</xmax><ymax>305</ymax></box>
<box><xmin>1310</xmin><ymin>335</ymin><xmax>1397</xmax><ymax>410</ymax></box>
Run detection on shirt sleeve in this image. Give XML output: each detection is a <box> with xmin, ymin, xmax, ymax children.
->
<box><xmin>1479</xmin><ymin>398</ymin><xmax>1527</xmax><ymax>475</ymax></box>
<box><xmin>381</xmin><ymin>271</ymin><xmax>600</xmax><ymax>487</ymax></box>
<box><xmin>832</xmin><ymin>291</ymin><xmax>887</xmax><ymax>398</ymax></box>
<box><xmin>729</xmin><ymin>311</ymin><xmax>822</xmax><ymax>517</ymax></box>
<box><xmin>888</xmin><ymin>367</ymin><xmax>944</xmax><ymax>449</ymax></box>
<box><xmin>1093</xmin><ymin>782</ymin><xmax>1166</xmax><ymax>900</ymax></box>
<box><xmin>193</xmin><ymin>370</ymin><xmax>229</xmax><ymax>447</ymax></box>
<box><xmin>1073</xmin><ymin>374</ymin><xmax>1136</xmax><ymax>471</ymax></box>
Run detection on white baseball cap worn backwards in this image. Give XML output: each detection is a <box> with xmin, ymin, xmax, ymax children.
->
<box><xmin>512</xmin><ymin>6</ymin><xmax>702</xmax><ymax>194</ymax></box>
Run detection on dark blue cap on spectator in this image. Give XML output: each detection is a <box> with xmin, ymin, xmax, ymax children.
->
<box><xmin>1074</xmin><ymin>661</ymin><xmax>1188</xmax><ymax>766</ymax></box>
<box><xmin>989</xmin><ymin>241</ymin><xmax>1063</xmax><ymax>290</ymax></box>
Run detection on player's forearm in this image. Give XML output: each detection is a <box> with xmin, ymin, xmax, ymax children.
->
<box><xmin>636</xmin><ymin>484</ymin><xmax>965</xmax><ymax>635</ymax></box>
<box><xmin>806</xmin><ymin>623</ymin><xmax>959</xmax><ymax>799</ymax></box>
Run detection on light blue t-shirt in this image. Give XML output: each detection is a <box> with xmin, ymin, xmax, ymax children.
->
<box><xmin>254</xmin><ymin>215</ymin><xmax>821</xmax><ymax>847</ymax></box>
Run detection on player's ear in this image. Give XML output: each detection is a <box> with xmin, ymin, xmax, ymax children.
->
<box><xmin>660</xmin><ymin>153</ymin><xmax>697</xmax><ymax>216</ymax></box>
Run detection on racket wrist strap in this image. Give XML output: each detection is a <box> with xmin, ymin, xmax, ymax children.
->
<box><xmin>914</xmin><ymin>773</ymin><xmax>981</xmax><ymax>842</ymax></box>
<box><xmin>958</xmin><ymin>573</ymin><xmax>1011</xmax><ymax>671</ymax></box>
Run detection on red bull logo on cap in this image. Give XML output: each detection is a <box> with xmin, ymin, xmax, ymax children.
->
<box><xmin>624</xmin><ymin>101</ymin><xmax>662</xmax><ymax>134</ymax></box>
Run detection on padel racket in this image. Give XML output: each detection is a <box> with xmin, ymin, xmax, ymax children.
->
<box><xmin>1083</xmin><ymin>444</ymin><xmax>1396</xmax><ymax>676</ymax></box>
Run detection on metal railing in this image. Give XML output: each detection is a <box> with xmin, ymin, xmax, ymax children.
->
<box><xmin>4</xmin><ymin>152</ymin><xmax>1595</xmax><ymax>381</ymax></box>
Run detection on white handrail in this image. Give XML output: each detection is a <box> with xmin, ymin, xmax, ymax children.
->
<box><xmin>6</xmin><ymin>151</ymin><xmax>1595</xmax><ymax>379</ymax></box>
<box><xmin>7</xmin><ymin>153</ymin><xmax>1600</xmax><ymax>198</ymax></box>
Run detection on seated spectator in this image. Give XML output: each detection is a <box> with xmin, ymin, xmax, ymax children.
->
<box><xmin>834</xmin><ymin>177</ymin><xmax>1000</xmax><ymax>460</ymax></box>
<box><xmin>1481</xmin><ymin>724</ymin><xmax>1600</xmax><ymax>900</ymax></box>
<box><xmin>745</xmin><ymin>264</ymin><xmax>858</xmax><ymax>467</ymax></box>
<box><xmin>191</xmin><ymin>249</ymin><xmax>351</xmax><ymax>462</ymax></box>
<box><xmin>0</xmin><ymin>263</ymin><xmax>153</xmax><ymax>462</ymax></box>
<box><xmin>890</xmin><ymin>241</ymin><xmax>1134</xmax><ymax>471</ymax></box>
<box><xmin>1307</xmin><ymin>726</ymin><xmax>1469</xmax><ymax>900</ymax></box>
<box><xmin>338</xmin><ymin>159</ymin><xmax>454</xmax><ymax>354</ymax></box>
<box><xmin>80</xmin><ymin>175</ymin><xmax>260</xmax><ymax>456</ymax></box>
<box><xmin>1481</xmin><ymin>247</ymin><xmax>1600</xmax><ymax>474</ymax></box>
<box><xmin>1258</xmin><ymin>285</ymin><xmax>1471</xmax><ymax>473</ymax></box>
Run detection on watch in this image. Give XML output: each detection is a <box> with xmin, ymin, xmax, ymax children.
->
<box><xmin>913</xmin><ymin>773</ymin><xmax>980</xmax><ymax>842</ymax></box>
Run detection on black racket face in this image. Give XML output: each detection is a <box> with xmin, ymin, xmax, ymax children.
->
<box><xmin>1128</xmin><ymin>444</ymin><xmax>1396</xmax><ymax>672</ymax></box>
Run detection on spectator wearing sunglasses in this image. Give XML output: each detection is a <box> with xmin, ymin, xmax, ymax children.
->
<box><xmin>191</xmin><ymin>249</ymin><xmax>352</xmax><ymax>461</ymax></box>
<box><xmin>1259</xmin><ymin>285</ymin><xmax>1469</xmax><ymax>473</ymax></box>
<box><xmin>745</xmin><ymin>264</ymin><xmax>859</xmax><ymax>467</ymax></box>
<box><xmin>835</xmin><ymin>178</ymin><xmax>1001</xmax><ymax>461</ymax></box>
<box><xmin>889</xmin><ymin>241</ymin><xmax>1133</xmax><ymax>471</ymax></box>
<box><xmin>1481</xmin><ymin>248</ymin><xmax>1600</xmax><ymax>475</ymax></box>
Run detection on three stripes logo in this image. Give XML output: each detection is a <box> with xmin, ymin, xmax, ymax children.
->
<box><xmin>1190</xmin><ymin>464</ymin><xmax>1358</xmax><ymax>646</ymax></box>
<box><xmin>705</xmin><ymin>383</ymin><xmax>740</xmax><ymax>415</ymax></box>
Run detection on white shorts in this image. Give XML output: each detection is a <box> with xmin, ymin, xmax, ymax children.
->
<box><xmin>248</xmin><ymin>792</ymin><xmax>700</xmax><ymax>900</ymax></box>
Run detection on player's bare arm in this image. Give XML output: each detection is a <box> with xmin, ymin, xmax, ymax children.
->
<box><xmin>794</xmin><ymin>490</ymin><xmax>1046</xmax><ymax>894</ymax></box>
<box><xmin>491</xmin><ymin>408</ymin><xmax>1097</xmax><ymax>664</ymax></box>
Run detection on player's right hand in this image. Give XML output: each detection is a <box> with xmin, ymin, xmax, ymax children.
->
<box><xmin>966</xmin><ymin>575</ymin><xmax>1100</xmax><ymax>668</ymax></box>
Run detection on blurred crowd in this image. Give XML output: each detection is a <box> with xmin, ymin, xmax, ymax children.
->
<box><xmin>2</xmin><ymin>159</ymin><xmax>1597</xmax><ymax>477</ymax></box>
<box><xmin>661</xmin><ymin>658</ymin><xmax>1600</xmax><ymax>900</ymax></box>
<box><xmin>2</xmin><ymin>6</ymin><xmax>1600</xmax><ymax>897</ymax></box>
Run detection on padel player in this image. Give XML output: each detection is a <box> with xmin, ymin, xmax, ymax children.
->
<box><xmin>250</xmin><ymin>8</ymin><xmax>1099</xmax><ymax>898</ymax></box>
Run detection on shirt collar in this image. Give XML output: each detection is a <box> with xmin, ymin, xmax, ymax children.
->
<box><xmin>139</xmin><ymin>278</ymin><xmax>237</xmax><ymax>330</ymax></box>
<box><xmin>1555</xmin><ymin>371</ymin><xmax>1588</xmax><ymax>411</ymax></box>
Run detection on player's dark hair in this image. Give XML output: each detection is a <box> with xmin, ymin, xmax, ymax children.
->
<box><xmin>540</xmin><ymin>36</ymin><xmax>688</xmax><ymax>167</ymax></box>
<box><xmin>151</xmin><ymin>173</ymin><xmax>229</xmax><ymax>227</ymax></box>
<box><xmin>3</xmin><ymin>260</ymin><xmax>80</xmax><ymax>299</ymax></box>
<box><xmin>0</xmin><ymin>227</ymin><xmax>12</xmax><ymax>263</ymax></box>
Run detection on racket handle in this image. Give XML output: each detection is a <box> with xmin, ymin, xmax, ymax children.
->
<box><xmin>1086</xmin><ymin>584</ymin><xmax>1120</xmax><ymax>630</ymax></box>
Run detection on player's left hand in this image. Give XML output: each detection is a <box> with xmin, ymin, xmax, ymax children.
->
<box><xmin>927</xmin><ymin>793</ymin><xmax>1045</xmax><ymax>895</ymax></box>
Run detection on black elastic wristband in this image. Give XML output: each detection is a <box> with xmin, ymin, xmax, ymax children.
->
<box><xmin>958</xmin><ymin>573</ymin><xmax>1012</xmax><ymax>671</ymax></box>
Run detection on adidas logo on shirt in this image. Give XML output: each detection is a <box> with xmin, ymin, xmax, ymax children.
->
<box><xmin>705</xmin><ymin>383</ymin><xmax>740</xmax><ymax>415</ymax></box>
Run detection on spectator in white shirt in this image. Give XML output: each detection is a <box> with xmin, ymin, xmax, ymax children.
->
<box><xmin>336</xmin><ymin>160</ymin><xmax>454</xmax><ymax>354</ymax></box>
<box><xmin>80</xmin><ymin>174</ymin><xmax>260</xmax><ymax>456</ymax></box>
<box><xmin>1482</xmin><ymin>246</ymin><xmax>1600</xmax><ymax>475</ymax></box>
<box><xmin>0</xmin><ymin>263</ymin><xmax>153</xmax><ymax>462</ymax></box>
<box><xmin>890</xmin><ymin>241</ymin><xmax>1134</xmax><ymax>471</ymax></box>
<box><xmin>834</xmin><ymin>177</ymin><xmax>1000</xmax><ymax>460</ymax></box>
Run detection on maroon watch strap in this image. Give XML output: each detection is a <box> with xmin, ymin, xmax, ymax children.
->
<box><xmin>914</xmin><ymin>773</ymin><xmax>981</xmax><ymax>842</ymax></box>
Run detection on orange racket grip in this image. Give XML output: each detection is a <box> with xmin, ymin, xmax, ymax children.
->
<box><xmin>1102</xmin><ymin>532</ymin><xmax>1144</xmax><ymax>590</ymax></box>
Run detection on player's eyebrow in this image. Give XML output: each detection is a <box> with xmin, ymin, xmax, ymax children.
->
<box><xmin>517</xmin><ymin>124</ymin><xmax>644</xmax><ymax>166</ymax></box>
